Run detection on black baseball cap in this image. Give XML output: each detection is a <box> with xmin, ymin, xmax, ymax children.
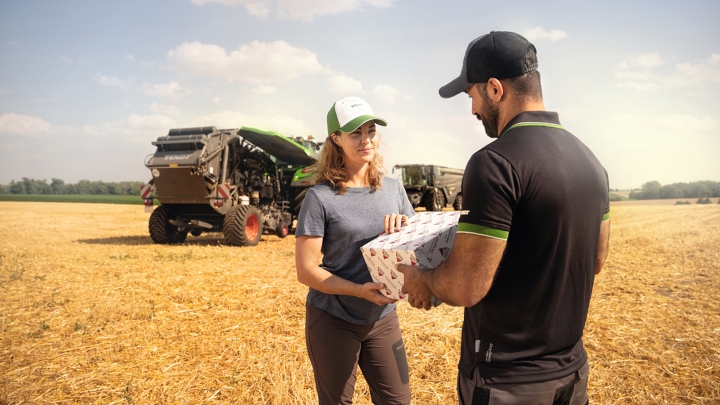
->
<box><xmin>439</xmin><ymin>31</ymin><xmax>538</xmax><ymax>98</ymax></box>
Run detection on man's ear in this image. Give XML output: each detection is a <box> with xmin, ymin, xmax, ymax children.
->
<box><xmin>486</xmin><ymin>78</ymin><xmax>504</xmax><ymax>102</ymax></box>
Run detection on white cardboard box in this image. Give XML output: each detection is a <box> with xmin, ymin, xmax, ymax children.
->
<box><xmin>360</xmin><ymin>211</ymin><xmax>464</xmax><ymax>302</ymax></box>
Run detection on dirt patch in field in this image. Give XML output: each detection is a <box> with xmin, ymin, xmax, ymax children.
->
<box><xmin>1</xmin><ymin>202</ymin><xmax>718</xmax><ymax>404</ymax></box>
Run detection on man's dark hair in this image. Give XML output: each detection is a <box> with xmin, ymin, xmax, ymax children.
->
<box><xmin>505</xmin><ymin>45</ymin><xmax>542</xmax><ymax>101</ymax></box>
<box><xmin>505</xmin><ymin>69</ymin><xmax>542</xmax><ymax>101</ymax></box>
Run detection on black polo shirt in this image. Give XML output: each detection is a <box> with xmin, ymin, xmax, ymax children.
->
<box><xmin>458</xmin><ymin>111</ymin><xmax>609</xmax><ymax>384</ymax></box>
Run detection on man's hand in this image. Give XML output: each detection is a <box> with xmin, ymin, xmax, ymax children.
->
<box><xmin>382</xmin><ymin>214</ymin><xmax>408</xmax><ymax>234</ymax></box>
<box><xmin>356</xmin><ymin>282</ymin><xmax>397</xmax><ymax>305</ymax></box>
<box><xmin>397</xmin><ymin>264</ymin><xmax>433</xmax><ymax>310</ymax></box>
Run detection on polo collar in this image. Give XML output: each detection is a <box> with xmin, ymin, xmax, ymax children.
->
<box><xmin>498</xmin><ymin>111</ymin><xmax>563</xmax><ymax>137</ymax></box>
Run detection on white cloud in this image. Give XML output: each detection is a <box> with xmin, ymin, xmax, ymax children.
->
<box><xmin>326</xmin><ymin>74</ymin><xmax>363</xmax><ymax>94</ymax></box>
<box><xmin>167</xmin><ymin>40</ymin><xmax>323</xmax><ymax>84</ymax></box>
<box><xmin>522</xmin><ymin>27</ymin><xmax>568</xmax><ymax>42</ymax></box>
<box><xmin>212</xmin><ymin>96</ymin><xmax>222</xmax><ymax>105</ymax></box>
<box><xmin>187</xmin><ymin>110</ymin><xmax>315</xmax><ymax>138</ymax></box>
<box><xmin>615</xmin><ymin>113</ymin><xmax>720</xmax><ymax>132</ymax></box>
<box><xmin>61</xmin><ymin>56</ymin><xmax>74</xmax><ymax>63</ymax></box>
<box><xmin>615</xmin><ymin>53</ymin><xmax>720</xmax><ymax>91</ymax></box>
<box><xmin>675</xmin><ymin>54</ymin><xmax>720</xmax><ymax>84</ymax></box>
<box><xmin>0</xmin><ymin>113</ymin><xmax>54</xmax><ymax>136</ymax></box>
<box><xmin>253</xmin><ymin>85</ymin><xmax>278</xmax><ymax>94</ymax></box>
<box><xmin>95</xmin><ymin>74</ymin><xmax>130</xmax><ymax>89</ymax></box>
<box><xmin>138</xmin><ymin>81</ymin><xmax>188</xmax><ymax>98</ymax></box>
<box><xmin>372</xmin><ymin>84</ymin><xmax>399</xmax><ymax>103</ymax></box>
<box><xmin>150</xmin><ymin>102</ymin><xmax>180</xmax><ymax>115</ymax></box>
<box><xmin>625</xmin><ymin>52</ymin><xmax>664</xmax><ymax>69</ymax></box>
<box><xmin>94</xmin><ymin>74</ymin><xmax>189</xmax><ymax>99</ymax></box>
<box><xmin>402</xmin><ymin>94</ymin><xmax>413</xmax><ymax>101</ymax></box>
<box><xmin>124</xmin><ymin>54</ymin><xmax>134</xmax><ymax>61</ymax></box>
<box><xmin>82</xmin><ymin>114</ymin><xmax>177</xmax><ymax>143</ymax></box>
<box><xmin>189</xmin><ymin>0</ymin><xmax>397</xmax><ymax>20</ymax></box>
<box><xmin>0</xmin><ymin>88</ymin><xmax>11</xmax><ymax>95</ymax></box>
<box><xmin>655</xmin><ymin>115</ymin><xmax>720</xmax><ymax>132</ymax></box>
<box><xmin>378</xmin><ymin>110</ymin><xmax>407</xmax><ymax>128</ymax></box>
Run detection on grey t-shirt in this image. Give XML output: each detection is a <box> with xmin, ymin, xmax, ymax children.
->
<box><xmin>296</xmin><ymin>177</ymin><xmax>415</xmax><ymax>325</ymax></box>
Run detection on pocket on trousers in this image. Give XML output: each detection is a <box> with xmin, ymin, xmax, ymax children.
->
<box><xmin>392</xmin><ymin>339</ymin><xmax>410</xmax><ymax>385</ymax></box>
<box><xmin>306</xmin><ymin>304</ymin><xmax>327</xmax><ymax>330</ymax></box>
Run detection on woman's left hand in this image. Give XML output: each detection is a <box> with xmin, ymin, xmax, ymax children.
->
<box><xmin>382</xmin><ymin>214</ymin><xmax>408</xmax><ymax>234</ymax></box>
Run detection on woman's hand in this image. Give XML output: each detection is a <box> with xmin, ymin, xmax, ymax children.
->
<box><xmin>356</xmin><ymin>282</ymin><xmax>397</xmax><ymax>305</ymax></box>
<box><xmin>382</xmin><ymin>214</ymin><xmax>408</xmax><ymax>234</ymax></box>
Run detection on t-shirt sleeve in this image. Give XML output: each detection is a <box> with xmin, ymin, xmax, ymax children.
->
<box><xmin>602</xmin><ymin>169</ymin><xmax>610</xmax><ymax>222</ymax></box>
<box><xmin>457</xmin><ymin>149</ymin><xmax>520</xmax><ymax>240</ymax></box>
<box><xmin>296</xmin><ymin>188</ymin><xmax>326</xmax><ymax>237</ymax></box>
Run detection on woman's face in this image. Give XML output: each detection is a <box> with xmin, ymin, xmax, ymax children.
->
<box><xmin>334</xmin><ymin>121</ymin><xmax>378</xmax><ymax>167</ymax></box>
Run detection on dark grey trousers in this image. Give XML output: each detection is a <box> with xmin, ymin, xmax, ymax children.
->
<box><xmin>305</xmin><ymin>302</ymin><xmax>411</xmax><ymax>405</ymax></box>
<box><xmin>457</xmin><ymin>360</ymin><xmax>589</xmax><ymax>405</ymax></box>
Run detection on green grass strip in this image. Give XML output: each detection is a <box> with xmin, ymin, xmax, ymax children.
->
<box><xmin>0</xmin><ymin>194</ymin><xmax>144</xmax><ymax>205</ymax></box>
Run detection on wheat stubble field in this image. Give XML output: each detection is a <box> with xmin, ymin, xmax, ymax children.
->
<box><xmin>0</xmin><ymin>201</ymin><xmax>718</xmax><ymax>404</ymax></box>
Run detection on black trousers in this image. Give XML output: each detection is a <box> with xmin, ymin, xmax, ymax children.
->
<box><xmin>305</xmin><ymin>302</ymin><xmax>411</xmax><ymax>405</ymax></box>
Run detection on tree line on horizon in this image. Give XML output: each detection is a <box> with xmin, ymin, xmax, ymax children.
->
<box><xmin>0</xmin><ymin>178</ymin><xmax>144</xmax><ymax>196</ymax></box>
<box><xmin>629</xmin><ymin>180</ymin><xmax>720</xmax><ymax>200</ymax></box>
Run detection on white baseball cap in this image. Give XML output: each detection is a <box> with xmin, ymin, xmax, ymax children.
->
<box><xmin>326</xmin><ymin>96</ymin><xmax>387</xmax><ymax>135</ymax></box>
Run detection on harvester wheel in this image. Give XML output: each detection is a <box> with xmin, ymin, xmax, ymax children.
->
<box><xmin>224</xmin><ymin>205</ymin><xmax>263</xmax><ymax>246</ymax></box>
<box><xmin>149</xmin><ymin>205</ymin><xmax>188</xmax><ymax>244</ymax></box>
<box><xmin>276</xmin><ymin>221</ymin><xmax>289</xmax><ymax>238</ymax></box>
<box><xmin>293</xmin><ymin>189</ymin><xmax>307</xmax><ymax>217</ymax></box>
<box><xmin>452</xmin><ymin>194</ymin><xmax>463</xmax><ymax>211</ymax></box>
<box><xmin>190</xmin><ymin>229</ymin><xmax>203</xmax><ymax>237</ymax></box>
<box><xmin>423</xmin><ymin>189</ymin><xmax>445</xmax><ymax>211</ymax></box>
<box><xmin>291</xmin><ymin>188</ymin><xmax>308</xmax><ymax>230</ymax></box>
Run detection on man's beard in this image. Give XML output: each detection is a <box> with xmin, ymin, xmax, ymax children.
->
<box><xmin>475</xmin><ymin>100</ymin><xmax>500</xmax><ymax>139</ymax></box>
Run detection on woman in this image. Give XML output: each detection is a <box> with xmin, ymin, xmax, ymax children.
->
<box><xmin>295</xmin><ymin>96</ymin><xmax>414</xmax><ymax>405</ymax></box>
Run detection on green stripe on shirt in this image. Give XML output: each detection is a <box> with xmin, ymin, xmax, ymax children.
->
<box><xmin>602</xmin><ymin>212</ymin><xmax>610</xmax><ymax>222</ymax></box>
<box><xmin>457</xmin><ymin>223</ymin><xmax>509</xmax><ymax>240</ymax></box>
<box><xmin>501</xmin><ymin>122</ymin><xmax>565</xmax><ymax>137</ymax></box>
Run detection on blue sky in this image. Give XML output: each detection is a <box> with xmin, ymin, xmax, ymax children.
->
<box><xmin>1</xmin><ymin>0</ymin><xmax>718</xmax><ymax>189</ymax></box>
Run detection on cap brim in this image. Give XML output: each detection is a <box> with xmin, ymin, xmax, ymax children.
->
<box><xmin>339</xmin><ymin>115</ymin><xmax>388</xmax><ymax>133</ymax></box>
<box><xmin>439</xmin><ymin>76</ymin><xmax>471</xmax><ymax>99</ymax></box>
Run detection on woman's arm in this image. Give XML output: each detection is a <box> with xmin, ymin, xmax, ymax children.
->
<box><xmin>295</xmin><ymin>235</ymin><xmax>396</xmax><ymax>305</ymax></box>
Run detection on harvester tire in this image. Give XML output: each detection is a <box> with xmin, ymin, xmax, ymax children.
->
<box><xmin>452</xmin><ymin>194</ymin><xmax>463</xmax><ymax>211</ymax></box>
<box><xmin>293</xmin><ymin>189</ymin><xmax>307</xmax><ymax>217</ymax></box>
<box><xmin>149</xmin><ymin>205</ymin><xmax>188</xmax><ymax>244</ymax></box>
<box><xmin>276</xmin><ymin>221</ymin><xmax>289</xmax><ymax>238</ymax></box>
<box><xmin>423</xmin><ymin>189</ymin><xmax>445</xmax><ymax>211</ymax></box>
<box><xmin>224</xmin><ymin>205</ymin><xmax>263</xmax><ymax>246</ymax></box>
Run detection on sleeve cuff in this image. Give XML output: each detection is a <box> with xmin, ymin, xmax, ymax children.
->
<box><xmin>457</xmin><ymin>223</ymin><xmax>509</xmax><ymax>240</ymax></box>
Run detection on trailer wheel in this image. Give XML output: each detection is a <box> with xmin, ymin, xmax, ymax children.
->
<box><xmin>452</xmin><ymin>194</ymin><xmax>463</xmax><ymax>211</ymax></box>
<box><xmin>149</xmin><ymin>205</ymin><xmax>188</xmax><ymax>244</ymax></box>
<box><xmin>423</xmin><ymin>189</ymin><xmax>445</xmax><ymax>211</ymax></box>
<box><xmin>276</xmin><ymin>221</ymin><xmax>289</xmax><ymax>238</ymax></box>
<box><xmin>190</xmin><ymin>229</ymin><xmax>203</xmax><ymax>237</ymax></box>
<box><xmin>224</xmin><ymin>205</ymin><xmax>263</xmax><ymax>246</ymax></box>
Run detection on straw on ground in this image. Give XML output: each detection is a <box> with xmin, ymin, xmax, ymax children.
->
<box><xmin>0</xmin><ymin>202</ymin><xmax>718</xmax><ymax>404</ymax></box>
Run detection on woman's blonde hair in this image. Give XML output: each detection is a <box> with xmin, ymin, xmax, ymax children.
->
<box><xmin>313</xmin><ymin>130</ymin><xmax>385</xmax><ymax>194</ymax></box>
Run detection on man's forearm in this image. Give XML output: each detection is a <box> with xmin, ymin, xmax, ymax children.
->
<box><xmin>420</xmin><ymin>262</ymin><xmax>464</xmax><ymax>307</ymax></box>
<box><xmin>420</xmin><ymin>234</ymin><xmax>506</xmax><ymax>307</ymax></box>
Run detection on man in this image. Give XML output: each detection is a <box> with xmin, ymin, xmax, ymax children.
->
<box><xmin>397</xmin><ymin>31</ymin><xmax>610</xmax><ymax>405</ymax></box>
